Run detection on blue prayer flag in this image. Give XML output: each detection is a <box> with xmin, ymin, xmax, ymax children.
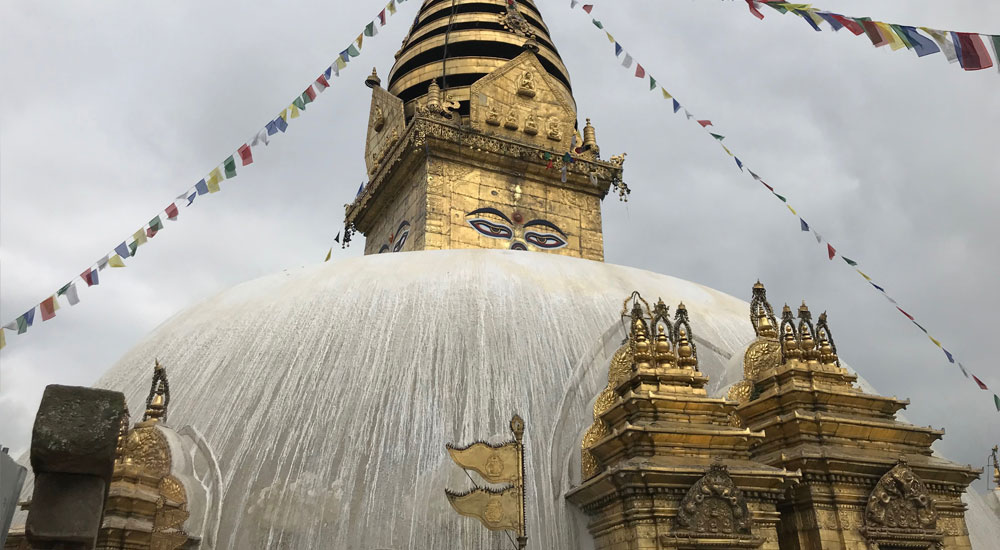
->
<box><xmin>275</xmin><ymin>116</ymin><xmax>288</xmax><ymax>133</ymax></box>
<box><xmin>357</xmin><ymin>182</ymin><xmax>364</xmax><ymax>196</ymax></box>
<box><xmin>324</xmin><ymin>66</ymin><xmax>333</xmax><ymax>80</ymax></box>
<box><xmin>186</xmin><ymin>192</ymin><xmax>197</xmax><ymax>206</ymax></box>
<box><xmin>799</xmin><ymin>11</ymin><xmax>821</xmax><ymax>32</ymax></box>
<box><xmin>817</xmin><ymin>12</ymin><xmax>843</xmax><ymax>31</ymax></box>
<box><xmin>913</xmin><ymin>320</ymin><xmax>928</xmax><ymax>333</ymax></box>
<box><xmin>340</xmin><ymin>50</ymin><xmax>351</xmax><ymax>63</ymax></box>
<box><xmin>943</xmin><ymin>348</ymin><xmax>955</xmax><ymax>363</ymax></box>
<box><xmin>115</xmin><ymin>242</ymin><xmax>131</xmax><ymax>259</ymax></box>
<box><xmin>870</xmin><ymin>282</ymin><xmax>885</xmax><ymax>292</ymax></box>
<box><xmin>195</xmin><ymin>179</ymin><xmax>208</xmax><ymax>195</ymax></box>
<box><xmin>266</xmin><ymin>120</ymin><xmax>278</xmax><ymax>136</ymax></box>
<box><xmin>672</xmin><ymin>99</ymin><xmax>680</xmax><ymax>113</ymax></box>
<box><xmin>735</xmin><ymin>157</ymin><xmax>743</xmax><ymax>170</ymax></box>
<box><xmin>898</xmin><ymin>26</ymin><xmax>940</xmax><ymax>57</ymax></box>
<box><xmin>23</xmin><ymin>308</ymin><xmax>35</xmax><ymax>327</ymax></box>
<box><xmin>614</xmin><ymin>42</ymin><xmax>623</xmax><ymax>57</ymax></box>
<box><xmin>800</xmin><ymin>219</ymin><xmax>809</xmax><ymax>231</ymax></box>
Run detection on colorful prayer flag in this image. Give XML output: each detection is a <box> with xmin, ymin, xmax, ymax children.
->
<box><xmin>816</xmin><ymin>12</ymin><xmax>843</xmax><ymax>32</ymax></box>
<box><xmin>81</xmin><ymin>268</ymin><xmax>99</xmax><ymax>287</ymax></box>
<box><xmin>115</xmin><ymin>242</ymin><xmax>131</xmax><ymax>259</ymax></box>
<box><xmin>365</xmin><ymin>22</ymin><xmax>378</xmax><ymax>38</ymax></box>
<box><xmin>953</xmin><ymin>32</ymin><xmax>994</xmax><ymax>71</ymax></box>
<box><xmin>40</xmin><ymin>296</ymin><xmax>58</xmax><ymax>321</ymax></box>
<box><xmin>874</xmin><ymin>22</ymin><xmax>905</xmax><ymax>51</ymax></box>
<box><xmin>621</xmin><ymin>53</ymin><xmax>633</xmax><ymax>68</ymax></box>
<box><xmin>943</xmin><ymin>348</ymin><xmax>955</xmax><ymax>363</ymax></box>
<box><xmin>195</xmin><ymin>179</ymin><xmax>209</xmax><ymax>195</ymax></box>
<box><xmin>592</xmin><ymin>19</ymin><xmax>603</xmax><ymax>29</ymax></box>
<box><xmin>238</xmin><ymin>144</ymin><xmax>254</xmax><ymax>166</ymax></box>
<box><xmin>165</xmin><ymin>203</ymin><xmax>179</xmax><ymax>220</ymax></box>
<box><xmin>697</xmin><ymin>120</ymin><xmax>712</xmax><ymax>127</ymax></box>
<box><xmin>634</xmin><ymin>64</ymin><xmax>645</xmax><ymax>78</ymax></box>
<box><xmin>859</xmin><ymin>19</ymin><xmax>888</xmax><ymax>48</ymax></box>
<box><xmin>146</xmin><ymin>216</ymin><xmax>163</xmax><ymax>238</ymax></box>
<box><xmin>305</xmin><ymin>85</ymin><xmax>317</xmax><ymax>102</ymax></box>
<box><xmin>187</xmin><ymin>191</ymin><xmax>197</xmax><ymax>206</ymax></box>
<box><xmin>711</xmin><ymin>133</ymin><xmax>725</xmax><ymax>141</ymax></box>
<box><xmin>316</xmin><ymin>74</ymin><xmax>330</xmax><ymax>90</ymax></box>
<box><xmin>787</xmin><ymin>205</ymin><xmax>796</xmax><ymax>215</ymax></box>
<box><xmin>661</xmin><ymin>88</ymin><xmax>671</xmax><ymax>99</ymax></box>
<box><xmin>827</xmin><ymin>243</ymin><xmax>836</xmax><ymax>260</ymax></box>
<box><xmin>774</xmin><ymin>192</ymin><xmax>786</xmax><ymax>202</ymax></box>
<box><xmin>799</xmin><ymin>9</ymin><xmax>822</xmax><ymax>32</ymax></box>
<box><xmin>275</xmin><ymin>115</ymin><xmax>288</xmax><ymax>132</ymax></box>
<box><xmin>922</xmin><ymin>28</ymin><xmax>959</xmax><ymax>63</ymax></box>
<box><xmin>379</xmin><ymin>9</ymin><xmax>387</xmax><ymax>25</ymax></box>
<box><xmin>207</xmin><ymin>168</ymin><xmax>223</xmax><ymax>192</ymax></box>
<box><xmin>994</xmin><ymin>394</ymin><xmax>1000</xmax><ymax>411</ymax></box>
<box><xmin>109</xmin><ymin>255</ymin><xmax>126</xmax><ymax>267</ymax></box>
<box><xmin>745</xmin><ymin>0</ymin><xmax>764</xmax><ymax>20</ymax></box>
<box><xmin>800</xmin><ymin>218</ymin><xmax>809</xmax><ymax>231</ymax></box>
<box><xmin>831</xmin><ymin>14</ymin><xmax>864</xmax><ymax>35</ymax></box>
<box><xmin>896</xmin><ymin>307</ymin><xmax>914</xmax><ymax>321</ymax></box>
<box><xmin>348</xmin><ymin>44</ymin><xmax>361</xmax><ymax>58</ymax></box>
<box><xmin>973</xmin><ymin>375</ymin><xmax>988</xmax><ymax>390</ymax></box>
<box><xmin>0</xmin><ymin>328</ymin><xmax>5</xmax><ymax>350</ymax></box>
<box><xmin>649</xmin><ymin>76</ymin><xmax>656</xmax><ymax>91</ymax></box>
<box><xmin>325</xmin><ymin>248</ymin><xmax>332</xmax><ymax>262</ymax></box>
<box><xmin>386</xmin><ymin>0</ymin><xmax>396</xmax><ymax>15</ymax></box>
<box><xmin>842</xmin><ymin>256</ymin><xmax>857</xmax><ymax>266</ymax></box>
<box><xmin>672</xmin><ymin>99</ymin><xmax>680</xmax><ymax>113</ymax></box>
<box><xmin>734</xmin><ymin>157</ymin><xmax>743</xmax><ymax>170</ymax></box>
<box><xmin>582</xmin><ymin>4</ymin><xmax>593</xmax><ymax>13</ymax></box>
<box><xmin>63</xmin><ymin>284</ymin><xmax>80</xmax><ymax>306</ymax></box>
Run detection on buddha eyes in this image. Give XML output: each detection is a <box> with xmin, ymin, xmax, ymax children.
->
<box><xmin>524</xmin><ymin>231</ymin><xmax>567</xmax><ymax>249</ymax></box>
<box><xmin>379</xmin><ymin>245</ymin><xmax>391</xmax><ymax>254</ymax></box>
<box><xmin>393</xmin><ymin>229</ymin><xmax>409</xmax><ymax>252</ymax></box>
<box><xmin>467</xmin><ymin>218</ymin><xmax>513</xmax><ymax>240</ymax></box>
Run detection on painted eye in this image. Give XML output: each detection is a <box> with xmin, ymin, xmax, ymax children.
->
<box><xmin>393</xmin><ymin>230</ymin><xmax>409</xmax><ymax>252</ymax></box>
<box><xmin>510</xmin><ymin>242</ymin><xmax>528</xmax><ymax>251</ymax></box>
<box><xmin>378</xmin><ymin>245</ymin><xmax>390</xmax><ymax>254</ymax></box>
<box><xmin>467</xmin><ymin>218</ymin><xmax>513</xmax><ymax>240</ymax></box>
<box><xmin>524</xmin><ymin>231</ymin><xmax>567</xmax><ymax>249</ymax></box>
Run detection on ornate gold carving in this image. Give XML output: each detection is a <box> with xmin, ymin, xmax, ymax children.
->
<box><xmin>121</xmin><ymin>426</ymin><xmax>170</xmax><ymax>476</ymax></box>
<box><xmin>498</xmin><ymin>3</ymin><xmax>534</xmax><ymax>38</ymax></box>
<box><xmin>372</xmin><ymin>104</ymin><xmax>385</xmax><ymax>132</ymax></box>
<box><xmin>143</xmin><ymin>359</ymin><xmax>170</xmax><ymax>423</ymax></box>
<box><xmin>503</xmin><ymin>108</ymin><xmax>519</xmax><ymax>130</ymax></box>
<box><xmin>609</xmin><ymin>152</ymin><xmax>627</xmax><ymax>166</ymax></box>
<box><xmin>523</xmin><ymin>112</ymin><xmax>538</xmax><ymax>136</ymax></box>
<box><xmin>486</xmin><ymin>104</ymin><xmax>501</xmax><ymax>127</ymax></box>
<box><xmin>865</xmin><ymin>461</ymin><xmax>938</xmax><ymax>531</ymax></box>
<box><xmin>546</xmin><ymin>117</ymin><xmax>562</xmax><ymax>141</ymax></box>
<box><xmin>675</xmin><ymin>463</ymin><xmax>753</xmax><ymax>536</ymax></box>
<box><xmin>517</xmin><ymin>71</ymin><xmax>536</xmax><ymax>98</ymax></box>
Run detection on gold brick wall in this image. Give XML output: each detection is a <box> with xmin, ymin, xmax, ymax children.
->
<box><xmin>362</xmin><ymin>161</ymin><xmax>428</xmax><ymax>256</ymax></box>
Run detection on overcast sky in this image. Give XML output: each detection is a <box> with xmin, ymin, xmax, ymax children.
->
<box><xmin>1</xmin><ymin>1</ymin><xmax>998</xmax><ymax>482</ymax></box>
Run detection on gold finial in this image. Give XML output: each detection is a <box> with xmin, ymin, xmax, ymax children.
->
<box><xmin>750</xmin><ymin>281</ymin><xmax>778</xmax><ymax>338</ymax></box>
<box><xmin>631</xmin><ymin>302</ymin><xmax>652</xmax><ymax>370</ymax></box>
<box><xmin>672</xmin><ymin>302</ymin><xmax>698</xmax><ymax>370</ymax></box>
<box><xmin>756</xmin><ymin>305</ymin><xmax>777</xmax><ymax>339</ymax></box>
<box><xmin>365</xmin><ymin>67</ymin><xmax>382</xmax><ymax>88</ymax></box>
<box><xmin>142</xmin><ymin>359</ymin><xmax>170</xmax><ymax>423</ymax></box>
<box><xmin>816</xmin><ymin>312</ymin><xmax>840</xmax><ymax>366</ymax></box>
<box><xmin>425</xmin><ymin>80</ymin><xmax>442</xmax><ymax>113</ymax></box>
<box><xmin>797</xmin><ymin>302</ymin><xmax>819</xmax><ymax>363</ymax></box>
<box><xmin>676</xmin><ymin>328</ymin><xmax>696</xmax><ymax>369</ymax></box>
<box><xmin>655</xmin><ymin>326</ymin><xmax>675</xmax><ymax>369</ymax></box>
<box><xmin>780</xmin><ymin>305</ymin><xmax>802</xmax><ymax>363</ymax></box>
<box><xmin>583</xmin><ymin>118</ymin><xmax>598</xmax><ymax>151</ymax></box>
<box><xmin>522</xmin><ymin>38</ymin><xmax>540</xmax><ymax>53</ymax></box>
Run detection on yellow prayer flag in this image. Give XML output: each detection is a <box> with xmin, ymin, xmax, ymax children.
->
<box><xmin>109</xmin><ymin>255</ymin><xmax>126</xmax><ymax>267</ymax></box>
<box><xmin>928</xmin><ymin>335</ymin><xmax>943</xmax><ymax>347</ymax></box>
<box><xmin>787</xmin><ymin>205</ymin><xmax>797</xmax><ymax>215</ymax></box>
<box><xmin>206</xmin><ymin>168</ymin><xmax>223</xmax><ymax>193</ymax></box>
<box><xmin>0</xmin><ymin>327</ymin><xmax>6</xmax><ymax>350</ymax></box>
<box><xmin>279</xmin><ymin>108</ymin><xmax>289</xmax><ymax>122</ymax></box>
<box><xmin>802</xmin><ymin>8</ymin><xmax>824</xmax><ymax>28</ymax></box>
<box><xmin>386</xmin><ymin>0</ymin><xmax>396</xmax><ymax>15</ymax></box>
<box><xmin>336</xmin><ymin>57</ymin><xmax>347</xmax><ymax>70</ymax></box>
<box><xmin>661</xmin><ymin>87</ymin><xmax>672</xmax><ymax>99</ymax></box>
<box><xmin>722</xmin><ymin>145</ymin><xmax>733</xmax><ymax>156</ymax></box>
<box><xmin>605</xmin><ymin>31</ymin><xmax>615</xmax><ymax>43</ymax></box>
<box><xmin>132</xmin><ymin>229</ymin><xmax>147</xmax><ymax>247</ymax></box>
<box><xmin>324</xmin><ymin>248</ymin><xmax>332</xmax><ymax>262</ymax></box>
<box><xmin>289</xmin><ymin>103</ymin><xmax>300</xmax><ymax>119</ymax></box>
<box><xmin>857</xmin><ymin>269</ymin><xmax>872</xmax><ymax>281</ymax></box>
<box><xmin>445</xmin><ymin>487</ymin><xmax>520</xmax><ymax>532</ymax></box>
<box><xmin>446</xmin><ymin>441</ymin><xmax>520</xmax><ymax>484</ymax></box>
<box><xmin>356</xmin><ymin>33</ymin><xmax>364</xmax><ymax>49</ymax></box>
<box><xmin>875</xmin><ymin>22</ymin><xmax>905</xmax><ymax>50</ymax></box>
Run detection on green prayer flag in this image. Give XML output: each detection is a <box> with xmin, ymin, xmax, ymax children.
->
<box><xmin>149</xmin><ymin>216</ymin><xmax>163</xmax><ymax>232</ymax></box>
<box><xmin>16</xmin><ymin>316</ymin><xmax>28</xmax><ymax>334</ymax></box>
<box><xmin>842</xmin><ymin>256</ymin><xmax>858</xmax><ymax>267</ymax></box>
<box><xmin>129</xmin><ymin>240</ymin><xmax>139</xmax><ymax>257</ymax></box>
<box><xmin>774</xmin><ymin>193</ymin><xmax>787</xmax><ymax>202</ymax></box>
<box><xmin>224</xmin><ymin>156</ymin><xmax>237</xmax><ymax>179</ymax></box>
<box><xmin>711</xmin><ymin>133</ymin><xmax>725</xmax><ymax>141</ymax></box>
<box><xmin>889</xmin><ymin>24</ymin><xmax>914</xmax><ymax>49</ymax></box>
<box><xmin>649</xmin><ymin>76</ymin><xmax>657</xmax><ymax>91</ymax></box>
<box><xmin>57</xmin><ymin>283</ymin><xmax>71</xmax><ymax>296</ymax></box>
<box><xmin>365</xmin><ymin>22</ymin><xmax>376</xmax><ymax>37</ymax></box>
<box><xmin>293</xmin><ymin>96</ymin><xmax>306</xmax><ymax>110</ymax></box>
<box><xmin>592</xmin><ymin>19</ymin><xmax>603</xmax><ymax>29</ymax></box>
<box><xmin>347</xmin><ymin>44</ymin><xmax>361</xmax><ymax>58</ymax></box>
<box><xmin>995</xmin><ymin>393</ymin><xmax>1000</xmax><ymax>411</ymax></box>
<box><xmin>301</xmin><ymin>92</ymin><xmax>312</xmax><ymax>106</ymax></box>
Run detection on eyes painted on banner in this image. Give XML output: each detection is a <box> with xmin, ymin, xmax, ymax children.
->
<box><xmin>465</xmin><ymin>208</ymin><xmax>567</xmax><ymax>251</ymax></box>
<box><xmin>378</xmin><ymin>220</ymin><xmax>410</xmax><ymax>253</ymax></box>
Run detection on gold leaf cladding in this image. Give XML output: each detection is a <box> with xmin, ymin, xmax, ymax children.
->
<box><xmin>865</xmin><ymin>461</ymin><xmax>938</xmax><ymax>531</ymax></box>
<box><xmin>675</xmin><ymin>463</ymin><xmax>753</xmax><ymax>536</ymax></box>
<box><xmin>580</xmin><ymin>342</ymin><xmax>631</xmax><ymax>480</ymax></box>
<box><xmin>122</xmin><ymin>426</ymin><xmax>171</xmax><ymax>478</ymax></box>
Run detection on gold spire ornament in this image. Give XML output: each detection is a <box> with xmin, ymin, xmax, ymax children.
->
<box><xmin>143</xmin><ymin>359</ymin><xmax>170</xmax><ymax>423</ymax></box>
<box><xmin>365</xmin><ymin>67</ymin><xmax>381</xmax><ymax>89</ymax></box>
<box><xmin>445</xmin><ymin>415</ymin><xmax>528</xmax><ymax>549</ymax></box>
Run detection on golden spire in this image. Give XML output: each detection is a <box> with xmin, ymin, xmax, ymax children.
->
<box><xmin>654</xmin><ymin>326</ymin><xmax>676</xmax><ymax>369</ymax></box>
<box><xmin>750</xmin><ymin>281</ymin><xmax>778</xmax><ymax>338</ymax></box>
<box><xmin>816</xmin><ymin>312</ymin><xmax>840</xmax><ymax>366</ymax></box>
<box><xmin>365</xmin><ymin>67</ymin><xmax>381</xmax><ymax>89</ymax></box>
<box><xmin>630</xmin><ymin>302</ymin><xmax>652</xmax><ymax>370</ymax></box>
<box><xmin>797</xmin><ymin>302</ymin><xmax>819</xmax><ymax>363</ymax></box>
<box><xmin>780</xmin><ymin>305</ymin><xmax>802</xmax><ymax>363</ymax></box>
<box><xmin>673</xmin><ymin>302</ymin><xmax>698</xmax><ymax>370</ymax></box>
<box><xmin>582</xmin><ymin>118</ymin><xmax>599</xmax><ymax>154</ymax></box>
<box><xmin>142</xmin><ymin>359</ymin><xmax>170</xmax><ymax>423</ymax></box>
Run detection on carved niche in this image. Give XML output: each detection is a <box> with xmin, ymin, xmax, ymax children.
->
<box><xmin>675</xmin><ymin>463</ymin><xmax>753</xmax><ymax>537</ymax></box>
<box><xmin>861</xmin><ymin>460</ymin><xmax>942</xmax><ymax>550</ymax></box>
<box><xmin>469</xmin><ymin>51</ymin><xmax>576</xmax><ymax>150</ymax></box>
<box><xmin>364</xmin><ymin>86</ymin><xmax>405</xmax><ymax>178</ymax></box>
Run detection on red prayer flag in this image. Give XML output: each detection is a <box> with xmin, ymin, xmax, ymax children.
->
<box><xmin>831</xmin><ymin>14</ymin><xmax>864</xmax><ymax>35</ymax></box>
<box><xmin>81</xmin><ymin>269</ymin><xmax>96</xmax><ymax>287</ymax></box>
<box><xmin>582</xmin><ymin>4</ymin><xmax>593</xmax><ymax>13</ymax></box>
<box><xmin>761</xmin><ymin>181</ymin><xmax>774</xmax><ymax>192</ymax></box>
<box><xmin>238</xmin><ymin>144</ymin><xmax>254</xmax><ymax>166</ymax></box>
<box><xmin>827</xmin><ymin>243</ymin><xmax>836</xmax><ymax>260</ymax></box>
<box><xmin>378</xmin><ymin>9</ymin><xmax>386</xmax><ymax>25</ymax></box>
<box><xmin>745</xmin><ymin>0</ymin><xmax>764</xmax><ymax>20</ymax></box>
<box><xmin>954</xmin><ymin>33</ymin><xmax>994</xmax><ymax>71</ymax></box>
<box><xmin>896</xmin><ymin>307</ymin><xmax>915</xmax><ymax>321</ymax></box>
<box><xmin>165</xmin><ymin>203</ymin><xmax>179</xmax><ymax>220</ymax></box>
<box><xmin>973</xmin><ymin>375</ymin><xmax>989</xmax><ymax>390</ymax></box>
<box><xmin>546</xmin><ymin>160</ymin><xmax>554</xmax><ymax>170</ymax></box>
<box><xmin>697</xmin><ymin>120</ymin><xmax>712</xmax><ymax>127</ymax></box>
<box><xmin>146</xmin><ymin>226</ymin><xmax>158</xmax><ymax>239</ymax></box>
<box><xmin>40</xmin><ymin>297</ymin><xmax>57</xmax><ymax>321</ymax></box>
<box><xmin>315</xmin><ymin>74</ymin><xmax>330</xmax><ymax>90</ymax></box>
<box><xmin>304</xmin><ymin>85</ymin><xmax>317</xmax><ymax>101</ymax></box>
<box><xmin>634</xmin><ymin>64</ymin><xmax>645</xmax><ymax>78</ymax></box>
<box><xmin>861</xmin><ymin>20</ymin><xmax>888</xmax><ymax>47</ymax></box>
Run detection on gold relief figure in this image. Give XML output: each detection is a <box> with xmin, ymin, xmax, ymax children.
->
<box><xmin>372</xmin><ymin>104</ymin><xmax>385</xmax><ymax>132</ymax></box>
<box><xmin>441</xmin><ymin>94</ymin><xmax>460</xmax><ymax>119</ymax></box>
<box><xmin>486</xmin><ymin>104</ymin><xmax>501</xmax><ymax>127</ymax></box>
<box><xmin>609</xmin><ymin>152</ymin><xmax>627</xmax><ymax>166</ymax></box>
<box><xmin>503</xmin><ymin>109</ymin><xmax>519</xmax><ymax>130</ymax></box>
<box><xmin>523</xmin><ymin>112</ymin><xmax>538</xmax><ymax>136</ymax></box>
<box><xmin>546</xmin><ymin>117</ymin><xmax>562</xmax><ymax>141</ymax></box>
<box><xmin>517</xmin><ymin>71</ymin><xmax>536</xmax><ymax>98</ymax></box>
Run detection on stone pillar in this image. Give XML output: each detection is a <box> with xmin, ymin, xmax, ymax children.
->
<box><xmin>0</xmin><ymin>446</ymin><xmax>27</xmax><ymax>548</ymax></box>
<box><xmin>25</xmin><ymin>385</ymin><xmax>126</xmax><ymax>550</ymax></box>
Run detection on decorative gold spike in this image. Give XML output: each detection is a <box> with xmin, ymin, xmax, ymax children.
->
<box><xmin>780</xmin><ymin>305</ymin><xmax>802</xmax><ymax>363</ymax></box>
<box><xmin>672</xmin><ymin>302</ymin><xmax>698</xmax><ymax>370</ymax></box>
<box><xmin>143</xmin><ymin>359</ymin><xmax>170</xmax><ymax>423</ymax></box>
<box><xmin>631</xmin><ymin>302</ymin><xmax>652</xmax><ymax>370</ymax></box>
<box><xmin>797</xmin><ymin>302</ymin><xmax>819</xmax><ymax>363</ymax></box>
<box><xmin>756</xmin><ymin>305</ymin><xmax>777</xmax><ymax>339</ymax></box>
<box><xmin>365</xmin><ymin>67</ymin><xmax>381</xmax><ymax>89</ymax></box>
<box><xmin>750</xmin><ymin>281</ymin><xmax>779</xmax><ymax>338</ymax></box>
<box><xmin>582</xmin><ymin>118</ymin><xmax>599</xmax><ymax>156</ymax></box>
<box><xmin>654</xmin><ymin>326</ymin><xmax>675</xmax><ymax>369</ymax></box>
<box><xmin>676</xmin><ymin>328</ymin><xmax>697</xmax><ymax>369</ymax></box>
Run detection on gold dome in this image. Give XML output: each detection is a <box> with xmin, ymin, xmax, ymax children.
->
<box><xmin>388</xmin><ymin>0</ymin><xmax>573</xmax><ymax>119</ymax></box>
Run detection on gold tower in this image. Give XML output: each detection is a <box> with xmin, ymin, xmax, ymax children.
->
<box><xmin>730</xmin><ymin>284</ymin><xmax>980</xmax><ymax>550</ymax></box>
<box><xmin>345</xmin><ymin>0</ymin><xmax>625</xmax><ymax>259</ymax></box>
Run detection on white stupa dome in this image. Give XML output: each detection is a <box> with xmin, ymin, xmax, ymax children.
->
<box><xmin>13</xmin><ymin>249</ymin><xmax>1000</xmax><ymax>548</ymax></box>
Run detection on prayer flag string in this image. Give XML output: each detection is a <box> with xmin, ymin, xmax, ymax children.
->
<box><xmin>573</xmin><ymin>1</ymin><xmax>998</xmax><ymax>411</ymax></box>
<box><xmin>747</xmin><ymin>1</ymin><xmax>998</xmax><ymax>73</ymax></box>
<box><xmin>0</xmin><ymin>0</ymin><xmax>414</xmax><ymax>351</ymax></box>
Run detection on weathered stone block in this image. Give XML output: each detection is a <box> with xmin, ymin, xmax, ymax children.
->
<box><xmin>25</xmin><ymin>472</ymin><xmax>106</xmax><ymax>548</ymax></box>
<box><xmin>30</xmin><ymin>385</ymin><xmax>126</xmax><ymax>483</ymax></box>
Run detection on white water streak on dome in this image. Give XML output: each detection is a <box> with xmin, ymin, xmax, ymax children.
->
<box><xmin>11</xmin><ymin>250</ymin><xmax>999</xmax><ymax>548</ymax></box>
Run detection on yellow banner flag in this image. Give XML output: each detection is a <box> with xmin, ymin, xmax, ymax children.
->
<box><xmin>447</xmin><ymin>441</ymin><xmax>520</xmax><ymax>484</ymax></box>
<box><xmin>929</xmin><ymin>335</ymin><xmax>943</xmax><ymax>347</ymax></box>
<box><xmin>787</xmin><ymin>205</ymin><xmax>797</xmax><ymax>215</ymax></box>
<box><xmin>206</xmin><ymin>168</ymin><xmax>223</xmax><ymax>193</ymax></box>
<box><xmin>336</xmin><ymin>57</ymin><xmax>347</xmax><ymax>70</ymax></box>
<box><xmin>857</xmin><ymin>269</ymin><xmax>872</xmax><ymax>281</ymax></box>
<box><xmin>132</xmin><ymin>229</ymin><xmax>147</xmax><ymax>247</ymax></box>
<box><xmin>445</xmin><ymin>487</ymin><xmax>520</xmax><ymax>532</ymax></box>
<box><xmin>324</xmin><ymin>248</ymin><xmax>332</xmax><ymax>262</ymax></box>
<box><xmin>605</xmin><ymin>31</ymin><xmax>615</xmax><ymax>43</ymax></box>
<box><xmin>661</xmin><ymin>88</ymin><xmax>672</xmax><ymax>99</ymax></box>
<box><xmin>0</xmin><ymin>327</ymin><xmax>5</xmax><ymax>350</ymax></box>
<box><xmin>386</xmin><ymin>0</ymin><xmax>396</xmax><ymax>15</ymax></box>
<box><xmin>356</xmin><ymin>33</ymin><xmax>364</xmax><ymax>49</ymax></box>
<box><xmin>875</xmin><ymin>22</ymin><xmax>906</xmax><ymax>50</ymax></box>
<box><xmin>290</xmin><ymin>103</ymin><xmax>300</xmax><ymax>119</ymax></box>
<box><xmin>109</xmin><ymin>255</ymin><xmax>126</xmax><ymax>267</ymax></box>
